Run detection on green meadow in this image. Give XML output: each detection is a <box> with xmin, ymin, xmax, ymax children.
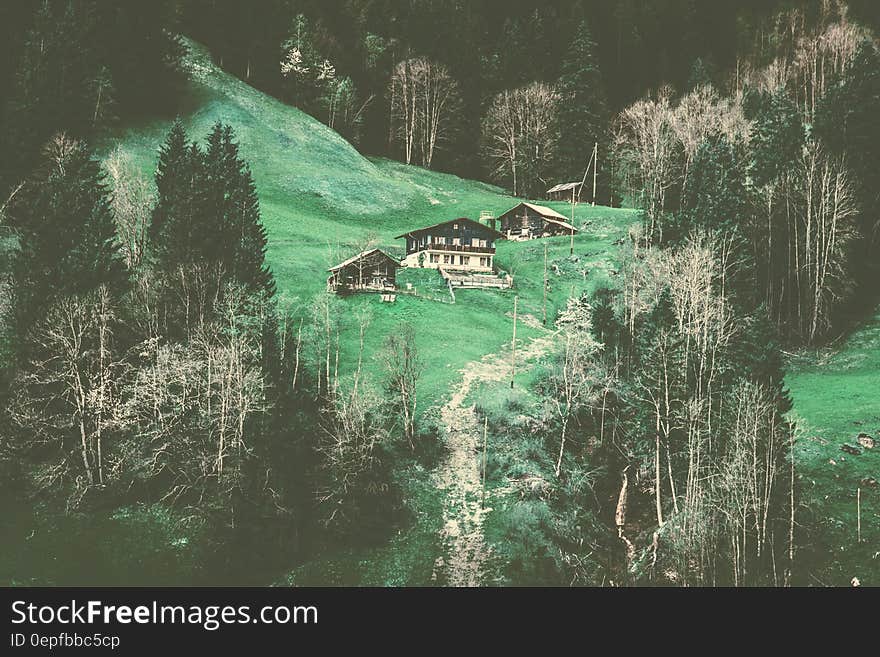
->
<box><xmin>98</xmin><ymin>40</ymin><xmax>639</xmax><ymax>402</ymax></box>
<box><xmin>786</xmin><ymin>309</ymin><xmax>880</xmax><ymax>585</ymax></box>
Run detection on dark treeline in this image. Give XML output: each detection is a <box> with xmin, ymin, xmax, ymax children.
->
<box><xmin>0</xmin><ymin>0</ymin><xmax>184</xmax><ymax>195</ymax></box>
<box><xmin>3</xmin><ymin>0</ymin><xmax>878</xmax><ymax>206</ymax></box>
<box><xmin>170</xmin><ymin>0</ymin><xmax>880</xmax><ymax>180</ymax></box>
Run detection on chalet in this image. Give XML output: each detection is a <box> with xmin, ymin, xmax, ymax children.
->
<box><xmin>327</xmin><ymin>248</ymin><xmax>399</xmax><ymax>293</ymax></box>
<box><xmin>497</xmin><ymin>202</ymin><xmax>578</xmax><ymax>241</ymax></box>
<box><xmin>396</xmin><ymin>218</ymin><xmax>503</xmax><ymax>272</ymax></box>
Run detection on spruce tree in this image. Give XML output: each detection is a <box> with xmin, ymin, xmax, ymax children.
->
<box><xmin>556</xmin><ymin>20</ymin><xmax>610</xmax><ymax>201</ymax></box>
<box><xmin>151</xmin><ymin>122</ymin><xmax>274</xmax><ymax>298</ymax></box>
<box><xmin>150</xmin><ymin>120</ymin><xmax>205</xmax><ymax>271</ymax></box>
<box><xmin>12</xmin><ymin>137</ymin><xmax>127</xmax><ymax>337</ymax></box>
<box><xmin>202</xmin><ymin>122</ymin><xmax>275</xmax><ymax>296</ymax></box>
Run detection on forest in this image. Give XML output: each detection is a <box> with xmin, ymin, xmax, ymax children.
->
<box><xmin>0</xmin><ymin>0</ymin><xmax>878</xmax><ymax>587</ymax></box>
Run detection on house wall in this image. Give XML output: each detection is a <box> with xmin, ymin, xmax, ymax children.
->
<box><xmin>402</xmin><ymin>249</ymin><xmax>494</xmax><ymax>271</ymax></box>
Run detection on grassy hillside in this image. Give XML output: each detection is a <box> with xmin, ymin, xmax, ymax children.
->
<box><xmin>786</xmin><ymin>309</ymin><xmax>880</xmax><ymax>585</ymax></box>
<box><xmin>98</xmin><ymin>39</ymin><xmax>640</xmax><ymax>403</ymax></box>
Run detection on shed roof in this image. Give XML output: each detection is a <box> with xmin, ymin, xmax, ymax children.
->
<box><xmin>520</xmin><ymin>202</ymin><xmax>571</xmax><ymax>221</ymax></box>
<box><xmin>542</xmin><ymin>217</ymin><xmax>579</xmax><ymax>233</ymax></box>
<box><xmin>328</xmin><ymin>248</ymin><xmax>399</xmax><ymax>272</ymax></box>
<box><xmin>546</xmin><ymin>182</ymin><xmax>581</xmax><ymax>194</ymax></box>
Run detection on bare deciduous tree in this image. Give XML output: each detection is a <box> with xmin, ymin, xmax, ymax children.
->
<box><xmin>104</xmin><ymin>147</ymin><xmax>154</xmax><ymax>270</ymax></box>
<box><xmin>482</xmin><ymin>82</ymin><xmax>560</xmax><ymax>197</ymax></box>
<box><xmin>7</xmin><ymin>286</ymin><xmax>125</xmax><ymax>507</ymax></box>
<box><xmin>120</xmin><ymin>283</ymin><xmax>270</xmax><ymax>522</ymax></box>
<box><xmin>379</xmin><ymin>323</ymin><xmax>422</xmax><ymax>449</ymax></box>
<box><xmin>548</xmin><ymin>296</ymin><xmax>602</xmax><ymax>478</ymax></box>
<box><xmin>389</xmin><ymin>57</ymin><xmax>461</xmax><ymax>168</ymax></box>
<box><xmin>613</xmin><ymin>89</ymin><xmax>678</xmax><ymax>242</ymax></box>
<box><xmin>316</xmin><ymin>382</ymin><xmax>387</xmax><ymax>526</ymax></box>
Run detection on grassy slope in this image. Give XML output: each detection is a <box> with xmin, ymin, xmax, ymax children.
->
<box><xmin>101</xmin><ymin>41</ymin><xmax>639</xmax><ymax>403</ymax></box>
<box><xmin>786</xmin><ymin>309</ymin><xmax>880</xmax><ymax>585</ymax></box>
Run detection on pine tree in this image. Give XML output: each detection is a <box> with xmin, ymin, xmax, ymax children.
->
<box><xmin>203</xmin><ymin>122</ymin><xmax>275</xmax><ymax>296</ymax></box>
<box><xmin>150</xmin><ymin>120</ymin><xmax>205</xmax><ymax>271</ymax></box>
<box><xmin>743</xmin><ymin>89</ymin><xmax>803</xmax><ymax>187</ymax></box>
<box><xmin>12</xmin><ymin>135</ymin><xmax>127</xmax><ymax>339</ymax></box>
<box><xmin>676</xmin><ymin>134</ymin><xmax>757</xmax><ymax>310</ymax></box>
<box><xmin>687</xmin><ymin>56</ymin><xmax>716</xmax><ymax>91</ymax></box>
<box><xmin>2</xmin><ymin>2</ymin><xmax>98</xmax><ymax>188</ymax></box>
<box><xmin>556</xmin><ymin>20</ymin><xmax>610</xmax><ymax>201</ymax></box>
<box><xmin>815</xmin><ymin>40</ymin><xmax>880</xmax><ymax>239</ymax></box>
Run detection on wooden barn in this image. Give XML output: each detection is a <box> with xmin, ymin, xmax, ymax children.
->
<box><xmin>497</xmin><ymin>202</ymin><xmax>578</xmax><ymax>241</ymax></box>
<box><xmin>327</xmin><ymin>248</ymin><xmax>399</xmax><ymax>293</ymax></box>
<box><xmin>396</xmin><ymin>217</ymin><xmax>503</xmax><ymax>272</ymax></box>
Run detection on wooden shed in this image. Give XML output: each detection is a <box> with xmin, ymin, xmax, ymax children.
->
<box><xmin>327</xmin><ymin>248</ymin><xmax>399</xmax><ymax>293</ymax></box>
<box><xmin>546</xmin><ymin>181</ymin><xmax>582</xmax><ymax>202</ymax></box>
<box><xmin>497</xmin><ymin>202</ymin><xmax>578</xmax><ymax>241</ymax></box>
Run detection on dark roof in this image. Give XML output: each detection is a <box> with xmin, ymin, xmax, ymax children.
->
<box><xmin>395</xmin><ymin>217</ymin><xmax>504</xmax><ymax>240</ymax></box>
<box><xmin>328</xmin><ymin>248</ymin><xmax>399</xmax><ymax>272</ymax></box>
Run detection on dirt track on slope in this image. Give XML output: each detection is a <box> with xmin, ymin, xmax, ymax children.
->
<box><xmin>432</xmin><ymin>334</ymin><xmax>555</xmax><ymax>587</ymax></box>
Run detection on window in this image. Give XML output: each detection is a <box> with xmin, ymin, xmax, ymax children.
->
<box><xmin>436</xmin><ymin>236</ymin><xmax>446</xmax><ymax>245</ymax></box>
<box><xmin>460</xmin><ymin>256</ymin><xmax>470</xmax><ymax>266</ymax></box>
<box><xmin>430</xmin><ymin>254</ymin><xmax>439</xmax><ymax>263</ymax></box>
<box><xmin>452</xmin><ymin>237</ymin><xmax>460</xmax><ymax>246</ymax></box>
<box><xmin>453</xmin><ymin>223</ymin><xmax>459</xmax><ymax>230</ymax></box>
<box><xmin>443</xmin><ymin>254</ymin><xmax>451</xmax><ymax>264</ymax></box>
<box><xmin>479</xmin><ymin>257</ymin><xmax>488</xmax><ymax>267</ymax></box>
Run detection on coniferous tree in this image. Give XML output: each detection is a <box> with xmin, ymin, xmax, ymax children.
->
<box><xmin>203</xmin><ymin>122</ymin><xmax>275</xmax><ymax>296</ymax></box>
<box><xmin>150</xmin><ymin>121</ymin><xmax>274</xmax><ymax>324</ymax></box>
<box><xmin>555</xmin><ymin>20</ymin><xmax>610</xmax><ymax>202</ymax></box>
<box><xmin>2</xmin><ymin>2</ymin><xmax>98</xmax><ymax>188</ymax></box>
<box><xmin>12</xmin><ymin>136</ymin><xmax>127</xmax><ymax>341</ymax></box>
<box><xmin>676</xmin><ymin>134</ymin><xmax>757</xmax><ymax>309</ymax></box>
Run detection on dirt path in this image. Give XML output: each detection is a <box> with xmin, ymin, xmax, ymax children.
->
<box><xmin>432</xmin><ymin>333</ymin><xmax>555</xmax><ymax>586</ymax></box>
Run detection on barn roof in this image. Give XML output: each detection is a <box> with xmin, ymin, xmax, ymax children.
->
<box><xmin>328</xmin><ymin>248</ymin><xmax>399</xmax><ymax>272</ymax></box>
<box><xmin>394</xmin><ymin>217</ymin><xmax>503</xmax><ymax>239</ymax></box>
<box><xmin>546</xmin><ymin>182</ymin><xmax>581</xmax><ymax>194</ymax></box>
<box><xmin>498</xmin><ymin>202</ymin><xmax>578</xmax><ymax>233</ymax></box>
<box><xmin>520</xmin><ymin>202</ymin><xmax>571</xmax><ymax>221</ymax></box>
<box><xmin>542</xmin><ymin>217</ymin><xmax>579</xmax><ymax>233</ymax></box>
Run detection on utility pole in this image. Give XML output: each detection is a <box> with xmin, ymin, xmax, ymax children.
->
<box><xmin>857</xmin><ymin>487</ymin><xmax>862</xmax><ymax>543</ymax></box>
<box><xmin>481</xmin><ymin>416</ymin><xmax>489</xmax><ymax>509</ymax></box>
<box><xmin>510</xmin><ymin>295</ymin><xmax>518</xmax><ymax>388</ymax></box>
<box><xmin>542</xmin><ymin>242</ymin><xmax>548</xmax><ymax>326</ymax></box>
<box><xmin>592</xmin><ymin>141</ymin><xmax>598</xmax><ymax>206</ymax></box>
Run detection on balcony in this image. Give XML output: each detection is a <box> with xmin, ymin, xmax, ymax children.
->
<box><xmin>409</xmin><ymin>241</ymin><xmax>495</xmax><ymax>254</ymax></box>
